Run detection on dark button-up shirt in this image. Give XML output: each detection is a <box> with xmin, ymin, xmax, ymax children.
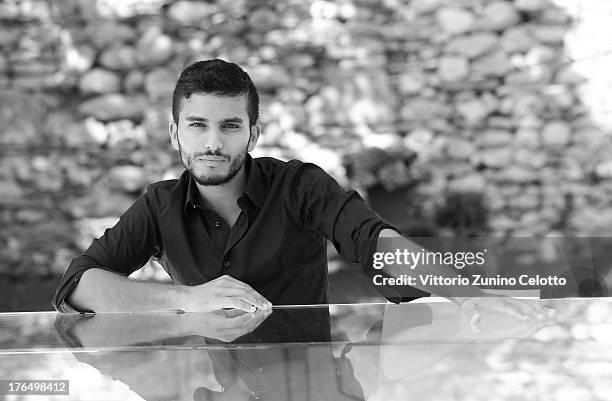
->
<box><xmin>52</xmin><ymin>155</ymin><xmax>397</xmax><ymax>312</ymax></box>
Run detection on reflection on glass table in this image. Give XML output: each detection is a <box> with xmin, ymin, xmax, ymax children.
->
<box><xmin>1</xmin><ymin>298</ymin><xmax>612</xmax><ymax>400</ymax></box>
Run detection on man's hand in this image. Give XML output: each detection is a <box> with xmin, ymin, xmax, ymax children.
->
<box><xmin>182</xmin><ymin>275</ymin><xmax>273</xmax><ymax>313</ymax></box>
<box><xmin>458</xmin><ymin>296</ymin><xmax>556</xmax><ymax>334</ymax></box>
<box><xmin>184</xmin><ymin>308</ymin><xmax>272</xmax><ymax>342</ymax></box>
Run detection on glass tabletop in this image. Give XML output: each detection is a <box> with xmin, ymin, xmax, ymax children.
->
<box><xmin>1</xmin><ymin>298</ymin><xmax>611</xmax><ymax>400</ymax></box>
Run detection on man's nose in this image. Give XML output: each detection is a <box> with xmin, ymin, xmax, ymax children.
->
<box><xmin>205</xmin><ymin>128</ymin><xmax>223</xmax><ymax>151</ymax></box>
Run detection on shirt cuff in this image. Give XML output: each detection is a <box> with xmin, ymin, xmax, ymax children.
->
<box><xmin>52</xmin><ymin>269</ymin><xmax>93</xmax><ymax>313</ymax></box>
<box><xmin>364</xmin><ymin>226</ymin><xmax>430</xmax><ymax>304</ymax></box>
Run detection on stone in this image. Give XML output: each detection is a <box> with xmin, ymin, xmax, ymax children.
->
<box><xmin>400</xmin><ymin>98</ymin><xmax>451</xmax><ymax>122</ymax></box>
<box><xmin>124</xmin><ymin>70</ymin><xmax>145</xmax><ymax>93</ymax></box>
<box><xmin>543</xmin><ymin>85</ymin><xmax>574</xmax><ymax>110</ymax></box>
<box><xmin>11</xmin><ymin>74</ymin><xmax>60</xmax><ymax>89</ymax></box>
<box><xmin>0</xmin><ymin>27</ymin><xmax>21</xmax><ymax>47</ymax></box>
<box><xmin>107</xmin><ymin>165</ymin><xmax>147</xmax><ymax>193</ymax></box>
<box><xmin>168</xmin><ymin>1</ymin><xmax>217</xmax><ymax>25</ymax></box>
<box><xmin>501</xmin><ymin>27</ymin><xmax>534</xmax><ymax>53</ymax></box>
<box><xmin>64</xmin><ymin>45</ymin><xmax>96</xmax><ymax>72</ymax></box>
<box><xmin>456</xmin><ymin>97</ymin><xmax>491</xmax><ymax>126</ymax></box>
<box><xmin>478</xmin><ymin>2</ymin><xmax>521</xmax><ymax>31</ymax></box>
<box><xmin>64</xmin><ymin>190</ymin><xmax>136</xmax><ymax>218</ymax></box>
<box><xmin>556</xmin><ymin>65</ymin><xmax>587</xmax><ymax>86</ymax></box>
<box><xmin>525</xmin><ymin>45</ymin><xmax>557</xmax><ymax>65</ymax></box>
<box><xmin>78</xmin><ymin>94</ymin><xmax>147</xmax><ymax>121</ymax></box>
<box><xmin>448</xmin><ymin>174</ymin><xmax>486</xmax><ymax>192</ymax></box>
<box><xmin>106</xmin><ymin>120</ymin><xmax>148</xmax><ymax>147</ymax></box>
<box><xmin>514</xmin><ymin>149</ymin><xmax>546</xmax><ymax>168</ymax></box>
<box><xmin>86</xmin><ymin>22</ymin><xmax>136</xmax><ymax>49</ymax></box>
<box><xmin>478</xmin><ymin>129</ymin><xmax>513</xmax><ymax>147</ymax></box>
<box><xmin>15</xmin><ymin>209</ymin><xmax>47</xmax><ymax>223</ymax></box>
<box><xmin>79</xmin><ymin>68</ymin><xmax>121</xmax><ymax>94</ymax></box>
<box><xmin>487</xmin><ymin>116</ymin><xmax>515</xmax><ymax>130</ymax></box>
<box><xmin>246</xmin><ymin>64</ymin><xmax>290</xmax><ymax>91</ymax></box>
<box><xmin>144</xmin><ymin>68</ymin><xmax>176</xmax><ymax>100</ymax></box>
<box><xmin>498</xmin><ymin>166</ymin><xmax>539</xmax><ymax>183</ymax></box>
<box><xmin>136</xmin><ymin>30</ymin><xmax>173</xmax><ymax>66</ymax></box>
<box><xmin>403</xmin><ymin>129</ymin><xmax>434</xmax><ymax>154</ymax></box>
<box><xmin>11</xmin><ymin>60</ymin><xmax>56</xmax><ymax>76</ymax></box>
<box><xmin>504</xmin><ymin>71</ymin><xmax>538</xmax><ymax>85</ymax></box>
<box><xmin>531</xmin><ymin>25</ymin><xmax>566</xmax><ymax>44</ymax></box>
<box><xmin>349</xmin><ymin>97</ymin><xmax>395</xmax><ymax>127</ymax></box>
<box><xmin>435</xmin><ymin>8</ymin><xmax>475</xmax><ymax>35</ymax></box>
<box><xmin>0</xmin><ymin>91</ymin><xmax>44</xmax><ymax>145</ymax></box>
<box><xmin>249</xmin><ymin>6</ymin><xmax>280</xmax><ymax>32</ymax></box>
<box><xmin>444</xmin><ymin>137</ymin><xmax>475</xmax><ymax>160</ymax></box>
<box><xmin>64</xmin><ymin>162</ymin><xmax>98</xmax><ymax>187</ymax></box>
<box><xmin>33</xmin><ymin>169</ymin><xmax>64</xmax><ymax>192</ymax></box>
<box><xmin>445</xmin><ymin>33</ymin><xmax>498</xmax><ymax>59</ymax></box>
<box><xmin>515</xmin><ymin>0</ymin><xmax>547</xmax><ymax>12</ymax></box>
<box><xmin>476</xmin><ymin>148</ymin><xmax>513</xmax><ymax>168</ymax></box>
<box><xmin>100</xmin><ymin>45</ymin><xmax>137</xmax><ymax>70</ymax></box>
<box><xmin>542</xmin><ymin>120</ymin><xmax>571</xmax><ymax>147</ymax></box>
<box><xmin>438</xmin><ymin>56</ymin><xmax>469</xmax><ymax>82</ymax></box>
<box><xmin>594</xmin><ymin>161</ymin><xmax>612</xmax><ymax>179</ymax></box>
<box><xmin>512</xmin><ymin>93</ymin><xmax>546</xmax><ymax>117</ymax></box>
<box><xmin>0</xmin><ymin>179</ymin><xmax>24</xmax><ymax>205</ymax></box>
<box><xmin>82</xmin><ymin>118</ymin><xmax>110</xmax><ymax>145</ymax></box>
<box><xmin>471</xmin><ymin>51</ymin><xmax>512</xmax><ymax>77</ymax></box>
<box><xmin>398</xmin><ymin>72</ymin><xmax>425</xmax><ymax>95</ymax></box>
<box><xmin>413</xmin><ymin>0</ymin><xmax>444</xmax><ymax>14</ymax></box>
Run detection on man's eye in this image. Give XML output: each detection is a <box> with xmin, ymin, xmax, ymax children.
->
<box><xmin>224</xmin><ymin>123</ymin><xmax>240</xmax><ymax>129</ymax></box>
<box><xmin>190</xmin><ymin>122</ymin><xmax>206</xmax><ymax>128</ymax></box>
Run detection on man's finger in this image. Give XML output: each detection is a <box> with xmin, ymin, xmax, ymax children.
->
<box><xmin>217</xmin><ymin>275</ymin><xmax>273</xmax><ymax>310</ymax></box>
<box><xmin>224</xmin><ymin>297</ymin><xmax>257</xmax><ymax>313</ymax></box>
<box><xmin>223</xmin><ymin>286</ymin><xmax>271</xmax><ymax>310</ymax></box>
<box><xmin>506</xmin><ymin>299</ymin><xmax>550</xmax><ymax>321</ymax></box>
<box><xmin>514</xmin><ymin>299</ymin><xmax>549</xmax><ymax>320</ymax></box>
<box><xmin>488</xmin><ymin>300</ymin><xmax>529</xmax><ymax>321</ymax></box>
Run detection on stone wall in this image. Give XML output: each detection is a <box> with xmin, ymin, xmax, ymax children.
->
<box><xmin>1</xmin><ymin>0</ymin><xmax>612</xmax><ymax>278</ymax></box>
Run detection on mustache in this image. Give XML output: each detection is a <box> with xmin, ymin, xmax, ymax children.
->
<box><xmin>192</xmin><ymin>150</ymin><xmax>229</xmax><ymax>159</ymax></box>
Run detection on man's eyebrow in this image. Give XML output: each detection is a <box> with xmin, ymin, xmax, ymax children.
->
<box><xmin>185</xmin><ymin>116</ymin><xmax>207</xmax><ymax>122</ymax></box>
<box><xmin>184</xmin><ymin>116</ymin><xmax>244</xmax><ymax>123</ymax></box>
<box><xmin>220</xmin><ymin>117</ymin><xmax>244</xmax><ymax>123</ymax></box>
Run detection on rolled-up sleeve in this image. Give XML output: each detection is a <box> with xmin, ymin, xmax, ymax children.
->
<box><xmin>286</xmin><ymin>164</ymin><xmax>394</xmax><ymax>269</ymax></box>
<box><xmin>287</xmin><ymin>163</ymin><xmax>429</xmax><ymax>303</ymax></box>
<box><xmin>52</xmin><ymin>193</ymin><xmax>161</xmax><ymax>312</ymax></box>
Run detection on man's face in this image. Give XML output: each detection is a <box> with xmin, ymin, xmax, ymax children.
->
<box><xmin>169</xmin><ymin>93</ymin><xmax>259</xmax><ymax>186</ymax></box>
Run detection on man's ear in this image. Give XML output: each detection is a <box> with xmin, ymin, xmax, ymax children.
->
<box><xmin>248</xmin><ymin>122</ymin><xmax>261</xmax><ymax>152</ymax></box>
<box><xmin>169</xmin><ymin>121</ymin><xmax>179</xmax><ymax>151</ymax></box>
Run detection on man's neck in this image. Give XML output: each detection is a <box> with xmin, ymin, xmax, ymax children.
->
<box><xmin>195</xmin><ymin>167</ymin><xmax>246</xmax><ymax>213</ymax></box>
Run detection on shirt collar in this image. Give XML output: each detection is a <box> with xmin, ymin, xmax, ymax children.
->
<box><xmin>181</xmin><ymin>154</ymin><xmax>265</xmax><ymax>212</ymax></box>
<box><xmin>242</xmin><ymin>154</ymin><xmax>265</xmax><ymax>208</ymax></box>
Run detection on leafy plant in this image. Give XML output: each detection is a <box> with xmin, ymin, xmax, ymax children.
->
<box><xmin>343</xmin><ymin>146</ymin><xmax>427</xmax><ymax>191</ymax></box>
<box><xmin>434</xmin><ymin>191</ymin><xmax>490</xmax><ymax>236</ymax></box>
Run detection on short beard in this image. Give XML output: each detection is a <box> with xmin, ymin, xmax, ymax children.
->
<box><xmin>177</xmin><ymin>137</ymin><xmax>248</xmax><ymax>186</ymax></box>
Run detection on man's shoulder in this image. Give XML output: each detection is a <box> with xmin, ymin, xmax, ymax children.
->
<box><xmin>253</xmin><ymin>156</ymin><xmax>303</xmax><ymax>169</ymax></box>
<box><xmin>145</xmin><ymin>178</ymin><xmax>180</xmax><ymax>192</ymax></box>
<box><xmin>144</xmin><ymin>171</ymin><xmax>188</xmax><ymax>197</ymax></box>
<box><xmin>255</xmin><ymin>156</ymin><xmax>342</xmax><ymax>189</ymax></box>
<box><xmin>253</xmin><ymin>156</ymin><xmax>322</xmax><ymax>175</ymax></box>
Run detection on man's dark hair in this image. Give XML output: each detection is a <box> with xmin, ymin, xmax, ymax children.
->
<box><xmin>172</xmin><ymin>59</ymin><xmax>259</xmax><ymax>127</ymax></box>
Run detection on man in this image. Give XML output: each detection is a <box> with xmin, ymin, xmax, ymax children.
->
<box><xmin>53</xmin><ymin>59</ymin><xmax>551</xmax><ymax>323</ymax></box>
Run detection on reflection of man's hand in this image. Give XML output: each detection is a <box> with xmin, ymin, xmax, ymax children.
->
<box><xmin>184</xmin><ymin>308</ymin><xmax>272</xmax><ymax>342</ymax></box>
<box><xmin>458</xmin><ymin>296</ymin><xmax>556</xmax><ymax>338</ymax></box>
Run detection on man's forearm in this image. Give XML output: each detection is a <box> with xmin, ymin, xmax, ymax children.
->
<box><xmin>377</xmin><ymin>229</ymin><xmax>485</xmax><ymax>301</ymax></box>
<box><xmin>67</xmin><ymin>268</ymin><xmax>190</xmax><ymax>313</ymax></box>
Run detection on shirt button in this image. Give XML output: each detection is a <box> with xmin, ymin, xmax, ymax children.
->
<box><xmin>215</xmin><ymin>220</ymin><xmax>222</xmax><ymax>228</ymax></box>
<box><xmin>223</xmin><ymin>260</ymin><xmax>230</xmax><ymax>268</ymax></box>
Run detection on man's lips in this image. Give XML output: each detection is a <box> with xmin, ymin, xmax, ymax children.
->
<box><xmin>196</xmin><ymin>156</ymin><xmax>227</xmax><ymax>162</ymax></box>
